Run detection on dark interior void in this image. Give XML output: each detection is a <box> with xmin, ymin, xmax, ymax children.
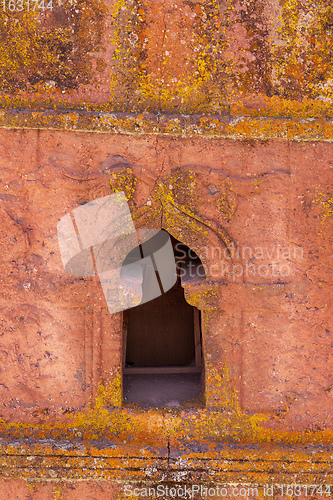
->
<box><xmin>122</xmin><ymin>232</ymin><xmax>204</xmax><ymax>407</ymax></box>
<box><xmin>125</xmin><ymin>286</ymin><xmax>195</xmax><ymax>367</ymax></box>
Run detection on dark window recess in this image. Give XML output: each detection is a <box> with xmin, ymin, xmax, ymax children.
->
<box><xmin>125</xmin><ymin>286</ymin><xmax>197</xmax><ymax>369</ymax></box>
<box><xmin>122</xmin><ymin>232</ymin><xmax>204</xmax><ymax>407</ymax></box>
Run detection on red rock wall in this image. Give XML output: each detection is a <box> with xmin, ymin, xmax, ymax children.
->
<box><xmin>0</xmin><ymin>128</ymin><xmax>332</xmax><ymax>431</ymax></box>
<box><xmin>1</xmin><ymin>0</ymin><xmax>333</xmax><ymax>496</ymax></box>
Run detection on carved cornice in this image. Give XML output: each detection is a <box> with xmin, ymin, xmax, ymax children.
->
<box><xmin>0</xmin><ymin>438</ymin><xmax>332</xmax><ymax>484</ymax></box>
<box><xmin>1</xmin><ymin>109</ymin><xmax>333</xmax><ymax>141</ymax></box>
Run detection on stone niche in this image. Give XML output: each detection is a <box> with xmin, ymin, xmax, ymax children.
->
<box><xmin>0</xmin><ymin>127</ymin><xmax>332</xmax><ymax>434</ymax></box>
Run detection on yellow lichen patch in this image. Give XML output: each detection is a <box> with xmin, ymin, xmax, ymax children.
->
<box><xmin>315</xmin><ymin>192</ymin><xmax>333</xmax><ymax>237</ymax></box>
<box><xmin>109</xmin><ymin>0</ymin><xmax>146</xmax><ymax>111</ymax></box>
<box><xmin>317</xmin><ymin>192</ymin><xmax>333</xmax><ymax>221</ymax></box>
<box><xmin>109</xmin><ymin>168</ymin><xmax>136</xmax><ymax>202</ymax></box>
<box><xmin>106</xmin><ymin>0</ymin><xmax>333</xmax><ymax>113</ymax></box>
<box><xmin>168</xmin><ymin>364</ymin><xmax>333</xmax><ymax>446</ymax></box>
<box><xmin>271</xmin><ymin>0</ymin><xmax>333</xmax><ymax>100</ymax></box>
<box><xmin>184</xmin><ymin>283</ymin><xmax>219</xmax><ymax>309</ymax></box>
<box><xmin>108</xmin><ymin>0</ymin><xmax>233</xmax><ymax>114</ymax></box>
<box><xmin>0</xmin><ymin>0</ymin><xmax>107</xmax><ymax>92</ymax></box>
<box><xmin>205</xmin><ymin>363</ymin><xmax>239</xmax><ymax>411</ymax></box>
<box><xmin>217</xmin><ymin>179</ymin><xmax>236</xmax><ymax>220</ymax></box>
<box><xmin>52</xmin><ymin>482</ymin><xmax>64</xmax><ymax>500</ymax></box>
<box><xmin>179</xmin><ymin>408</ymin><xmax>268</xmax><ymax>444</ymax></box>
<box><xmin>130</xmin><ymin>169</ymin><xmax>200</xmax><ymax>226</ymax></box>
<box><xmin>0</xmin><ymin>373</ymin><xmax>333</xmax><ymax>449</ymax></box>
<box><xmin>3</xmin><ymin>0</ymin><xmax>333</xmax><ymax>118</ymax></box>
<box><xmin>129</xmin><ymin>170</ymin><xmax>234</xmax><ymax>254</ymax></box>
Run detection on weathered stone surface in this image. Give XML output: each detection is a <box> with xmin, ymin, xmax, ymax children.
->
<box><xmin>0</xmin><ymin>128</ymin><xmax>331</xmax><ymax>430</ymax></box>
<box><xmin>2</xmin><ymin>0</ymin><xmax>333</xmax><ymax>122</ymax></box>
<box><xmin>0</xmin><ymin>126</ymin><xmax>332</xmax><ymax>497</ymax></box>
<box><xmin>0</xmin><ymin>479</ymin><xmax>122</xmax><ymax>499</ymax></box>
<box><xmin>1</xmin><ymin>0</ymin><xmax>333</xmax><ymax>495</ymax></box>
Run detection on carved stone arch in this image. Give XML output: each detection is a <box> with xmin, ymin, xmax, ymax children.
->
<box><xmin>92</xmin><ymin>157</ymin><xmax>293</xmax><ymax>410</ymax></box>
<box><xmin>121</xmin><ymin>227</ymin><xmax>205</xmax><ymax>406</ymax></box>
<box><xmin>102</xmin><ymin>157</ymin><xmax>241</xmax><ymax>283</ymax></box>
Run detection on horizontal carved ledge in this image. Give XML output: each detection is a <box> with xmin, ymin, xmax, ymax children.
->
<box><xmin>0</xmin><ymin>440</ymin><xmax>331</xmax><ymax>483</ymax></box>
<box><xmin>1</xmin><ymin>109</ymin><xmax>333</xmax><ymax>141</ymax></box>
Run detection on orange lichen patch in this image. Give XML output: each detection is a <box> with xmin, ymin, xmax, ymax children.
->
<box><xmin>1</xmin><ymin>108</ymin><xmax>333</xmax><ymax>141</ymax></box>
<box><xmin>0</xmin><ymin>409</ymin><xmax>333</xmax><ymax>484</ymax></box>
<box><xmin>225</xmin><ymin>116</ymin><xmax>333</xmax><ymax>141</ymax></box>
<box><xmin>0</xmin><ymin>440</ymin><xmax>332</xmax><ymax>486</ymax></box>
<box><xmin>0</xmin><ymin>0</ymin><xmax>107</xmax><ymax>92</ymax></box>
<box><xmin>230</xmin><ymin>95</ymin><xmax>333</xmax><ymax>119</ymax></box>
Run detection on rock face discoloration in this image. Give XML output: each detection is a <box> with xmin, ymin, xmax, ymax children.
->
<box><xmin>0</xmin><ymin>129</ymin><xmax>331</xmax><ymax>433</ymax></box>
<box><xmin>0</xmin><ymin>0</ymin><xmax>107</xmax><ymax>92</ymax></box>
<box><xmin>0</xmin><ymin>2</ymin><xmax>333</xmax><ymax>497</ymax></box>
<box><xmin>2</xmin><ymin>0</ymin><xmax>333</xmax><ymax>117</ymax></box>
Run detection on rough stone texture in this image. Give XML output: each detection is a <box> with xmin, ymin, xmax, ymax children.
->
<box><xmin>0</xmin><ymin>139</ymin><xmax>332</xmax><ymax>495</ymax></box>
<box><xmin>0</xmin><ymin>479</ymin><xmax>122</xmax><ymax>499</ymax></box>
<box><xmin>0</xmin><ymin>478</ymin><xmax>330</xmax><ymax>500</ymax></box>
<box><xmin>0</xmin><ymin>128</ymin><xmax>331</xmax><ymax>428</ymax></box>
<box><xmin>2</xmin><ymin>0</ymin><xmax>333</xmax><ymax>119</ymax></box>
<box><xmin>1</xmin><ymin>0</ymin><xmax>333</xmax><ymax>496</ymax></box>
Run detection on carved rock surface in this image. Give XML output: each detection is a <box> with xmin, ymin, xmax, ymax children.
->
<box><xmin>0</xmin><ymin>128</ymin><xmax>331</xmax><ymax>435</ymax></box>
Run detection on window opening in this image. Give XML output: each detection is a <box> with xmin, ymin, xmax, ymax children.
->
<box><xmin>122</xmin><ymin>231</ymin><xmax>204</xmax><ymax>407</ymax></box>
